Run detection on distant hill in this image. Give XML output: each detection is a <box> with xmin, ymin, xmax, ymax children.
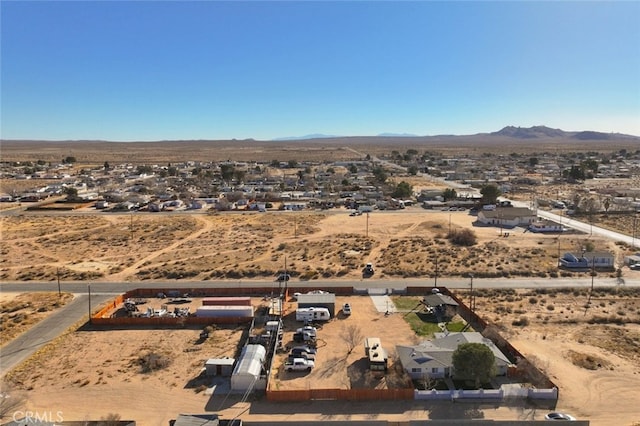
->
<box><xmin>491</xmin><ymin>125</ymin><xmax>567</xmax><ymax>138</ymax></box>
<box><xmin>489</xmin><ymin>125</ymin><xmax>637</xmax><ymax>140</ymax></box>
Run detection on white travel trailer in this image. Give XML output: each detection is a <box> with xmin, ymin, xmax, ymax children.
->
<box><xmin>295</xmin><ymin>307</ymin><xmax>331</xmax><ymax>322</ymax></box>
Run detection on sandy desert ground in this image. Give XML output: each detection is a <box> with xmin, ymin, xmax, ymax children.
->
<box><xmin>0</xmin><ymin>208</ymin><xmax>632</xmax><ymax>284</ymax></box>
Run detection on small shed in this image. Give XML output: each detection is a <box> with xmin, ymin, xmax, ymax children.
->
<box><xmin>205</xmin><ymin>357</ymin><xmax>235</xmax><ymax>376</ymax></box>
<box><xmin>422</xmin><ymin>293</ymin><xmax>459</xmax><ymax>318</ymax></box>
<box><xmin>297</xmin><ymin>292</ymin><xmax>336</xmax><ymax>317</ymax></box>
<box><xmin>230</xmin><ymin>344</ymin><xmax>267</xmax><ymax>393</ymax></box>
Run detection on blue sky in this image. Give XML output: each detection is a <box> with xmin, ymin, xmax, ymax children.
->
<box><xmin>1</xmin><ymin>1</ymin><xmax>639</xmax><ymax>141</ymax></box>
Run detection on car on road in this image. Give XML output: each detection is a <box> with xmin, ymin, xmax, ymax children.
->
<box><xmin>363</xmin><ymin>262</ymin><xmax>374</xmax><ymax>277</ymax></box>
<box><xmin>343</xmin><ymin>303</ymin><xmax>352</xmax><ymax>316</ymax></box>
<box><xmin>285</xmin><ymin>358</ymin><xmax>315</xmax><ymax>372</ymax></box>
<box><xmin>544</xmin><ymin>412</ymin><xmax>576</xmax><ymax>421</ymax></box>
<box><xmin>275</xmin><ymin>273</ymin><xmax>291</xmax><ymax>282</ymax></box>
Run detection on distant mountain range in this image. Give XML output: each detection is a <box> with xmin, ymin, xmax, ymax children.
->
<box><xmin>488</xmin><ymin>125</ymin><xmax>633</xmax><ymax>140</ymax></box>
<box><xmin>273</xmin><ymin>126</ymin><xmax>638</xmax><ymax>141</ymax></box>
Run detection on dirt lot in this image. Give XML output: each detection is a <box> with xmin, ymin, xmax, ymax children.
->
<box><xmin>271</xmin><ymin>295</ymin><xmax>417</xmax><ymax>391</ymax></box>
<box><xmin>0</xmin><ymin>208</ymin><xmax>634</xmax><ymax>284</ymax></box>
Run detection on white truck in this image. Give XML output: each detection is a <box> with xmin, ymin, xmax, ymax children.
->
<box><xmin>284</xmin><ymin>358</ymin><xmax>315</xmax><ymax>372</ymax></box>
<box><xmin>296</xmin><ymin>326</ymin><xmax>317</xmax><ymax>338</ymax></box>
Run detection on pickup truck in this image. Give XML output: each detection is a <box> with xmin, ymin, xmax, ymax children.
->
<box><xmin>285</xmin><ymin>358</ymin><xmax>315</xmax><ymax>372</ymax></box>
<box><xmin>293</xmin><ymin>331</ymin><xmax>315</xmax><ymax>342</ymax></box>
<box><xmin>287</xmin><ymin>352</ymin><xmax>315</xmax><ymax>362</ymax></box>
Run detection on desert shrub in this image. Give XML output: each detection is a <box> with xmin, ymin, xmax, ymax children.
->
<box><xmin>447</xmin><ymin>229</ymin><xmax>477</xmax><ymax>246</ymax></box>
<box><xmin>528</xmin><ymin>297</ymin><xmax>537</xmax><ymax>304</ymax></box>
<box><xmin>512</xmin><ymin>316</ymin><xmax>529</xmax><ymax>326</ymax></box>
<box><xmin>546</xmin><ymin>304</ymin><xmax>555</xmax><ymax>311</ymax></box>
<box><xmin>138</xmin><ymin>351</ymin><xmax>172</xmax><ymax>373</ymax></box>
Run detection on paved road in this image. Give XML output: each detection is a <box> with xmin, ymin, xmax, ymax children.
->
<box><xmin>0</xmin><ymin>293</ymin><xmax>112</xmax><ymax>378</ymax></box>
<box><xmin>1</xmin><ymin>276</ymin><xmax>638</xmax><ymax>295</ymax></box>
<box><xmin>1</xmin><ymin>276</ymin><xmax>637</xmax><ymax>378</ymax></box>
<box><xmin>536</xmin><ymin>209</ymin><xmax>640</xmax><ymax>249</ymax></box>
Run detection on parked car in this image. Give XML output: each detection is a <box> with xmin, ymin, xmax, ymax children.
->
<box><xmin>630</xmin><ymin>263</ymin><xmax>640</xmax><ymax>271</ymax></box>
<box><xmin>544</xmin><ymin>412</ymin><xmax>576</xmax><ymax>421</ymax></box>
<box><xmin>284</xmin><ymin>358</ymin><xmax>314</xmax><ymax>372</ymax></box>
<box><xmin>293</xmin><ymin>331</ymin><xmax>315</xmax><ymax>343</ymax></box>
<box><xmin>291</xmin><ymin>345</ymin><xmax>317</xmax><ymax>355</ymax></box>
<box><xmin>343</xmin><ymin>303</ymin><xmax>352</xmax><ymax>316</ymax></box>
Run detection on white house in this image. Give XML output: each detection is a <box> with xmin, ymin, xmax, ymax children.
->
<box><xmin>476</xmin><ymin>207</ymin><xmax>536</xmax><ymax>228</ymax></box>
<box><xmin>396</xmin><ymin>332</ymin><xmax>511</xmax><ymax>381</ymax></box>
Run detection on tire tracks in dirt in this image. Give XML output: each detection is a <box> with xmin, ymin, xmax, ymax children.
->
<box><xmin>107</xmin><ymin>215</ymin><xmax>214</xmax><ymax>281</ymax></box>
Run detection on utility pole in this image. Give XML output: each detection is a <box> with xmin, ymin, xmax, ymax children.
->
<box><xmin>57</xmin><ymin>267</ymin><xmax>61</xmax><ymax>296</ymax></box>
<box><xmin>88</xmin><ymin>284</ymin><xmax>92</xmax><ymax>325</ymax></box>
<box><xmin>633</xmin><ymin>213</ymin><xmax>638</xmax><ymax>248</ymax></box>
<box><xmin>434</xmin><ymin>254</ymin><xmax>438</xmax><ymax>288</ymax></box>
<box><xmin>366</xmin><ymin>212</ymin><xmax>369</xmax><ymax>238</ymax></box>
<box><xmin>469</xmin><ymin>273</ymin><xmax>474</xmax><ymax>314</ymax></box>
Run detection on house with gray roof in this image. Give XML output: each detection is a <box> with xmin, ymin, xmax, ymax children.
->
<box><xmin>397</xmin><ymin>332</ymin><xmax>511</xmax><ymax>381</ymax></box>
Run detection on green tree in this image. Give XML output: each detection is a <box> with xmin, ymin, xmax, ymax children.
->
<box><xmin>452</xmin><ymin>343</ymin><xmax>497</xmax><ymax>388</ymax></box>
<box><xmin>348</xmin><ymin>164</ymin><xmax>358</xmax><ymax>174</ymax></box>
<box><xmin>407</xmin><ymin>165</ymin><xmax>418</xmax><ymax>175</ymax></box>
<box><xmin>372</xmin><ymin>166</ymin><xmax>387</xmax><ymax>184</ymax></box>
<box><xmin>528</xmin><ymin>157</ymin><xmax>539</xmax><ymax>167</ymax></box>
<box><xmin>392</xmin><ymin>181</ymin><xmax>412</xmax><ymax>198</ymax></box>
<box><xmin>442</xmin><ymin>188</ymin><xmax>457</xmax><ymax>202</ymax></box>
<box><xmin>103</xmin><ymin>161</ymin><xmax>110</xmax><ymax>170</ymax></box>
<box><xmin>62</xmin><ymin>156</ymin><xmax>76</xmax><ymax>164</ymax></box>
<box><xmin>63</xmin><ymin>186</ymin><xmax>79</xmax><ymax>201</ymax></box>
<box><xmin>288</xmin><ymin>160</ymin><xmax>298</xmax><ymax>168</ymax></box>
<box><xmin>480</xmin><ymin>184</ymin><xmax>501</xmax><ymax>204</ymax></box>
<box><xmin>220</xmin><ymin>164</ymin><xmax>235</xmax><ymax>182</ymax></box>
<box><xmin>233</xmin><ymin>169</ymin><xmax>246</xmax><ymax>183</ymax></box>
<box><xmin>564</xmin><ymin>165</ymin><xmax>585</xmax><ymax>181</ymax></box>
<box><xmin>136</xmin><ymin>165</ymin><xmax>153</xmax><ymax>174</ymax></box>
